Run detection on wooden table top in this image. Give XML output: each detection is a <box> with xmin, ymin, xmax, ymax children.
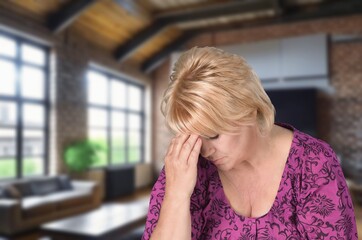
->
<box><xmin>41</xmin><ymin>197</ymin><xmax>149</xmax><ymax>239</ymax></box>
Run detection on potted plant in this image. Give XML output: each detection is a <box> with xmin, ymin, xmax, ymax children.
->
<box><xmin>63</xmin><ymin>139</ymin><xmax>106</xmax><ymax>179</ymax></box>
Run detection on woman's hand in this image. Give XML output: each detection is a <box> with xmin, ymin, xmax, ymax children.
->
<box><xmin>164</xmin><ymin>134</ymin><xmax>202</xmax><ymax>201</ymax></box>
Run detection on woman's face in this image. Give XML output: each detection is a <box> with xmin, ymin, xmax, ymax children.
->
<box><xmin>200</xmin><ymin>124</ymin><xmax>260</xmax><ymax>171</ymax></box>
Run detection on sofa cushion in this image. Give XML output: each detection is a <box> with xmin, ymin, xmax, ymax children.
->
<box><xmin>0</xmin><ymin>186</ymin><xmax>10</xmax><ymax>199</ymax></box>
<box><xmin>21</xmin><ymin>196</ymin><xmax>56</xmax><ymax>218</ymax></box>
<box><xmin>44</xmin><ymin>190</ymin><xmax>93</xmax><ymax>209</ymax></box>
<box><xmin>57</xmin><ymin>175</ymin><xmax>73</xmax><ymax>190</ymax></box>
<box><xmin>31</xmin><ymin>178</ymin><xmax>60</xmax><ymax>196</ymax></box>
<box><xmin>0</xmin><ymin>185</ymin><xmax>21</xmax><ymax>199</ymax></box>
<box><xmin>0</xmin><ymin>187</ymin><xmax>7</xmax><ymax>198</ymax></box>
<box><xmin>13</xmin><ymin>182</ymin><xmax>33</xmax><ymax>197</ymax></box>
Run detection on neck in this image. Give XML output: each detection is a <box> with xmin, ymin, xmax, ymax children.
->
<box><xmin>219</xmin><ymin>125</ymin><xmax>277</xmax><ymax>180</ymax></box>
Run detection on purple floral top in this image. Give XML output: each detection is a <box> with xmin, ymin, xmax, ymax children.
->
<box><xmin>142</xmin><ymin>125</ymin><xmax>358</xmax><ymax>239</ymax></box>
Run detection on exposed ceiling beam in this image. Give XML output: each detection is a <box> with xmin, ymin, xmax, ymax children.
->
<box><xmin>48</xmin><ymin>0</ymin><xmax>97</xmax><ymax>33</ymax></box>
<box><xmin>114</xmin><ymin>20</ymin><xmax>168</xmax><ymax>61</ymax></box>
<box><xmin>281</xmin><ymin>0</ymin><xmax>362</xmax><ymax>22</ymax></box>
<box><xmin>115</xmin><ymin>0</ymin><xmax>275</xmax><ymax>62</ymax></box>
<box><xmin>141</xmin><ymin>32</ymin><xmax>196</xmax><ymax>73</ymax></box>
<box><xmin>273</xmin><ymin>0</ymin><xmax>286</xmax><ymax>15</ymax></box>
<box><xmin>156</xmin><ymin>0</ymin><xmax>275</xmax><ymax>23</ymax></box>
<box><xmin>141</xmin><ymin>0</ymin><xmax>362</xmax><ymax>74</ymax></box>
<box><xmin>190</xmin><ymin>0</ymin><xmax>362</xmax><ymax>32</ymax></box>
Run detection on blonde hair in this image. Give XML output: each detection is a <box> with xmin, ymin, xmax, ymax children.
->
<box><xmin>161</xmin><ymin>46</ymin><xmax>275</xmax><ymax>137</ymax></box>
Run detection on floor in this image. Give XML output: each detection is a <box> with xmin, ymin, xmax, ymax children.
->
<box><xmin>2</xmin><ymin>188</ymin><xmax>362</xmax><ymax>240</ymax></box>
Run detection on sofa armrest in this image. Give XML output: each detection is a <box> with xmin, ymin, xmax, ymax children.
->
<box><xmin>71</xmin><ymin>180</ymin><xmax>101</xmax><ymax>206</ymax></box>
<box><xmin>71</xmin><ymin>180</ymin><xmax>97</xmax><ymax>192</ymax></box>
<box><xmin>0</xmin><ymin>199</ymin><xmax>21</xmax><ymax>235</ymax></box>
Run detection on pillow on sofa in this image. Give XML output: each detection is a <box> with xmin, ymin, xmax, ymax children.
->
<box><xmin>57</xmin><ymin>175</ymin><xmax>73</xmax><ymax>190</ymax></box>
<box><xmin>13</xmin><ymin>182</ymin><xmax>33</xmax><ymax>197</ymax></box>
<box><xmin>31</xmin><ymin>178</ymin><xmax>60</xmax><ymax>196</ymax></box>
<box><xmin>0</xmin><ymin>185</ymin><xmax>21</xmax><ymax>199</ymax></box>
<box><xmin>0</xmin><ymin>187</ymin><xmax>8</xmax><ymax>198</ymax></box>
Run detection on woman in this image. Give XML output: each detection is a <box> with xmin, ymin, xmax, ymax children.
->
<box><xmin>142</xmin><ymin>47</ymin><xmax>358</xmax><ymax>239</ymax></box>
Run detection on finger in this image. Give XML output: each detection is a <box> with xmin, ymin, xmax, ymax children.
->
<box><xmin>172</xmin><ymin>134</ymin><xmax>191</xmax><ymax>158</ymax></box>
<box><xmin>166</xmin><ymin>138</ymin><xmax>175</xmax><ymax>156</ymax></box>
<box><xmin>188</xmin><ymin>138</ymin><xmax>202</xmax><ymax>166</ymax></box>
<box><xmin>178</xmin><ymin>134</ymin><xmax>199</xmax><ymax>163</ymax></box>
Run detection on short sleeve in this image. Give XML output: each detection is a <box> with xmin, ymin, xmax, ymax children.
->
<box><xmin>142</xmin><ymin>167</ymin><xmax>166</xmax><ymax>240</ymax></box>
<box><xmin>296</xmin><ymin>144</ymin><xmax>358</xmax><ymax>239</ymax></box>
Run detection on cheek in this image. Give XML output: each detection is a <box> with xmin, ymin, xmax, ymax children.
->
<box><xmin>228</xmin><ymin>134</ymin><xmax>256</xmax><ymax>156</ymax></box>
<box><xmin>200</xmin><ymin>140</ymin><xmax>214</xmax><ymax>156</ymax></box>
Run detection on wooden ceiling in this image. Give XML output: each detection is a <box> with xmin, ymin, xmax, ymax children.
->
<box><xmin>1</xmin><ymin>0</ymin><xmax>361</xmax><ymax>73</ymax></box>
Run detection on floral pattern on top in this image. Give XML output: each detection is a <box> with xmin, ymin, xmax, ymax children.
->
<box><xmin>142</xmin><ymin>124</ymin><xmax>358</xmax><ymax>239</ymax></box>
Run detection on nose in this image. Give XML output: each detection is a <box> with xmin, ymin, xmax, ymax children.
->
<box><xmin>200</xmin><ymin>140</ymin><xmax>215</xmax><ymax>159</ymax></box>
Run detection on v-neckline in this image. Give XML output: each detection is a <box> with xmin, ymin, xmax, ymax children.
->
<box><xmin>215</xmin><ymin>123</ymin><xmax>296</xmax><ymax>220</ymax></box>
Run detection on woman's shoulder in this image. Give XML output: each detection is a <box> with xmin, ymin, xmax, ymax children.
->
<box><xmin>291</xmin><ymin>127</ymin><xmax>338</xmax><ymax>163</ymax></box>
<box><xmin>283</xmin><ymin>124</ymin><xmax>342</xmax><ymax>185</ymax></box>
<box><xmin>277</xmin><ymin>123</ymin><xmax>337</xmax><ymax>163</ymax></box>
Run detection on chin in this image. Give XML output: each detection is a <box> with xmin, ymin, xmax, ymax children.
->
<box><xmin>214</xmin><ymin>160</ymin><xmax>232</xmax><ymax>171</ymax></box>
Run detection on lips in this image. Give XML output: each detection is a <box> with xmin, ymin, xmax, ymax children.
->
<box><xmin>211</xmin><ymin>157</ymin><xmax>224</xmax><ymax>164</ymax></box>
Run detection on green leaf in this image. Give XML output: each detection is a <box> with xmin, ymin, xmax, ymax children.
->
<box><xmin>63</xmin><ymin>140</ymin><xmax>107</xmax><ymax>172</ymax></box>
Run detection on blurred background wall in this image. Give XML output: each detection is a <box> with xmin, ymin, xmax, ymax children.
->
<box><xmin>152</xmin><ymin>15</ymin><xmax>362</xmax><ymax>178</ymax></box>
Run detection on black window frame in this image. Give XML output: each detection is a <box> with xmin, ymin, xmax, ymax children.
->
<box><xmin>0</xmin><ymin>30</ymin><xmax>50</xmax><ymax>180</ymax></box>
<box><xmin>86</xmin><ymin>67</ymin><xmax>145</xmax><ymax>167</ymax></box>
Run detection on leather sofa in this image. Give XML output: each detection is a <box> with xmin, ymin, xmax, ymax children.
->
<box><xmin>0</xmin><ymin>175</ymin><xmax>101</xmax><ymax>235</ymax></box>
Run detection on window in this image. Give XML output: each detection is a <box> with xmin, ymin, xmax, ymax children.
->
<box><xmin>0</xmin><ymin>32</ymin><xmax>49</xmax><ymax>179</ymax></box>
<box><xmin>87</xmin><ymin>69</ymin><xmax>145</xmax><ymax>167</ymax></box>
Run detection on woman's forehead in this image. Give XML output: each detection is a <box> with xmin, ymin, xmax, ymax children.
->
<box><xmin>175</xmin><ymin>128</ymin><xmax>216</xmax><ymax>138</ymax></box>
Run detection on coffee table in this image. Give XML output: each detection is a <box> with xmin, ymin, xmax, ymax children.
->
<box><xmin>41</xmin><ymin>198</ymin><xmax>149</xmax><ymax>240</ymax></box>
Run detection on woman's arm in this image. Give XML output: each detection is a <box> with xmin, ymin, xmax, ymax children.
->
<box><xmin>150</xmin><ymin>195</ymin><xmax>192</xmax><ymax>240</ymax></box>
<box><xmin>143</xmin><ymin>134</ymin><xmax>202</xmax><ymax>240</ymax></box>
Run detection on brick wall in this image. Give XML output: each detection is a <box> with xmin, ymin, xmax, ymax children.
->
<box><xmin>327</xmin><ymin>40</ymin><xmax>362</xmax><ymax>166</ymax></box>
<box><xmin>152</xmin><ymin>14</ymin><xmax>362</xmax><ymax>172</ymax></box>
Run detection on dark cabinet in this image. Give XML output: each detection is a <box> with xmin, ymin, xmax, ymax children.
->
<box><xmin>105</xmin><ymin>165</ymin><xmax>135</xmax><ymax>200</ymax></box>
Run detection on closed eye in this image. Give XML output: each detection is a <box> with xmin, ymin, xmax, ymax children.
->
<box><xmin>208</xmin><ymin>134</ymin><xmax>219</xmax><ymax>140</ymax></box>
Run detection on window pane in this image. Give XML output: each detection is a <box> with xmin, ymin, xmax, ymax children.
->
<box><xmin>0</xmin><ymin>102</ymin><xmax>17</xmax><ymax>126</ymax></box>
<box><xmin>128</xmin><ymin>147</ymin><xmax>141</xmax><ymax>163</ymax></box>
<box><xmin>128</xmin><ymin>85</ymin><xmax>142</xmax><ymax>111</ymax></box>
<box><xmin>0</xmin><ymin>129</ymin><xmax>16</xmax><ymax>157</ymax></box>
<box><xmin>21</xmin><ymin>66</ymin><xmax>45</xmax><ymax>99</ymax></box>
<box><xmin>129</xmin><ymin>131</ymin><xmax>141</xmax><ymax>148</ymax></box>
<box><xmin>128</xmin><ymin>114</ymin><xmax>141</xmax><ymax>130</ymax></box>
<box><xmin>23</xmin><ymin>130</ymin><xmax>44</xmax><ymax>155</ymax></box>
<box><xmin>87</xmin><ymin>71</ymin><xmax>107</xmax><ymax>105</ymax></box>
<box><xmin>21</xmin><ymin>44</ymin><xmax>45</xmax><ymax>66</ymax></box>
<box><xmin>0</xmin><ymin>35</ymin><xmax>16</xmax><ymax>57</ymax></box>
<box><xmin>111</xmin><ymin>112</ymin><xmax>125</xmax><ymax>130</ymax></box>
<box><xmin>88</xmin><ymin>129</ymin><xmax>107</xmax><ymax>147</ymax></box>
<box><xmin>0</xmin><ymin>60</ymin><xmax>16</xmax><ymax>96</ymax></box>
<box><xmin>23</xmin><ymin>157</ymin><xmax>43</xmax><ymax>177</ymax></box>
<box><xmin>0</xmin><ymin>159</ymin><xmax>16</xmax><ymax>179</ymax></box>
<box><xmin>111</xmin><ymin>149</ymin><xmax>126</xmax><ymax>165</ymax></box>
<box><xmin>88</xmin><ymin>108</ymin><xmax>107</xmax><ymax>128</ymax></box>
<box><xmin>112</xmin><ymin>130</ymin><xmax>125</xmax><ymax>149</ymax></box>
<box><xmin>88</xmin><ymin>129</ymin><xmax>108</xmax><ymax>167</ymax></box>
<box><xmin>23</xmin><ymin>104</ymin><xmax>44</xmax><ymax>127</ymax></box>
<box><xmin>111</xmin><ymin>80</ymin><xmax>126</xmax><ymax>108</ymax></box>
<box><xmin>91</xmin><ymin>156</ymin><xmax>107</xmax><ymax>167</ymax></box>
